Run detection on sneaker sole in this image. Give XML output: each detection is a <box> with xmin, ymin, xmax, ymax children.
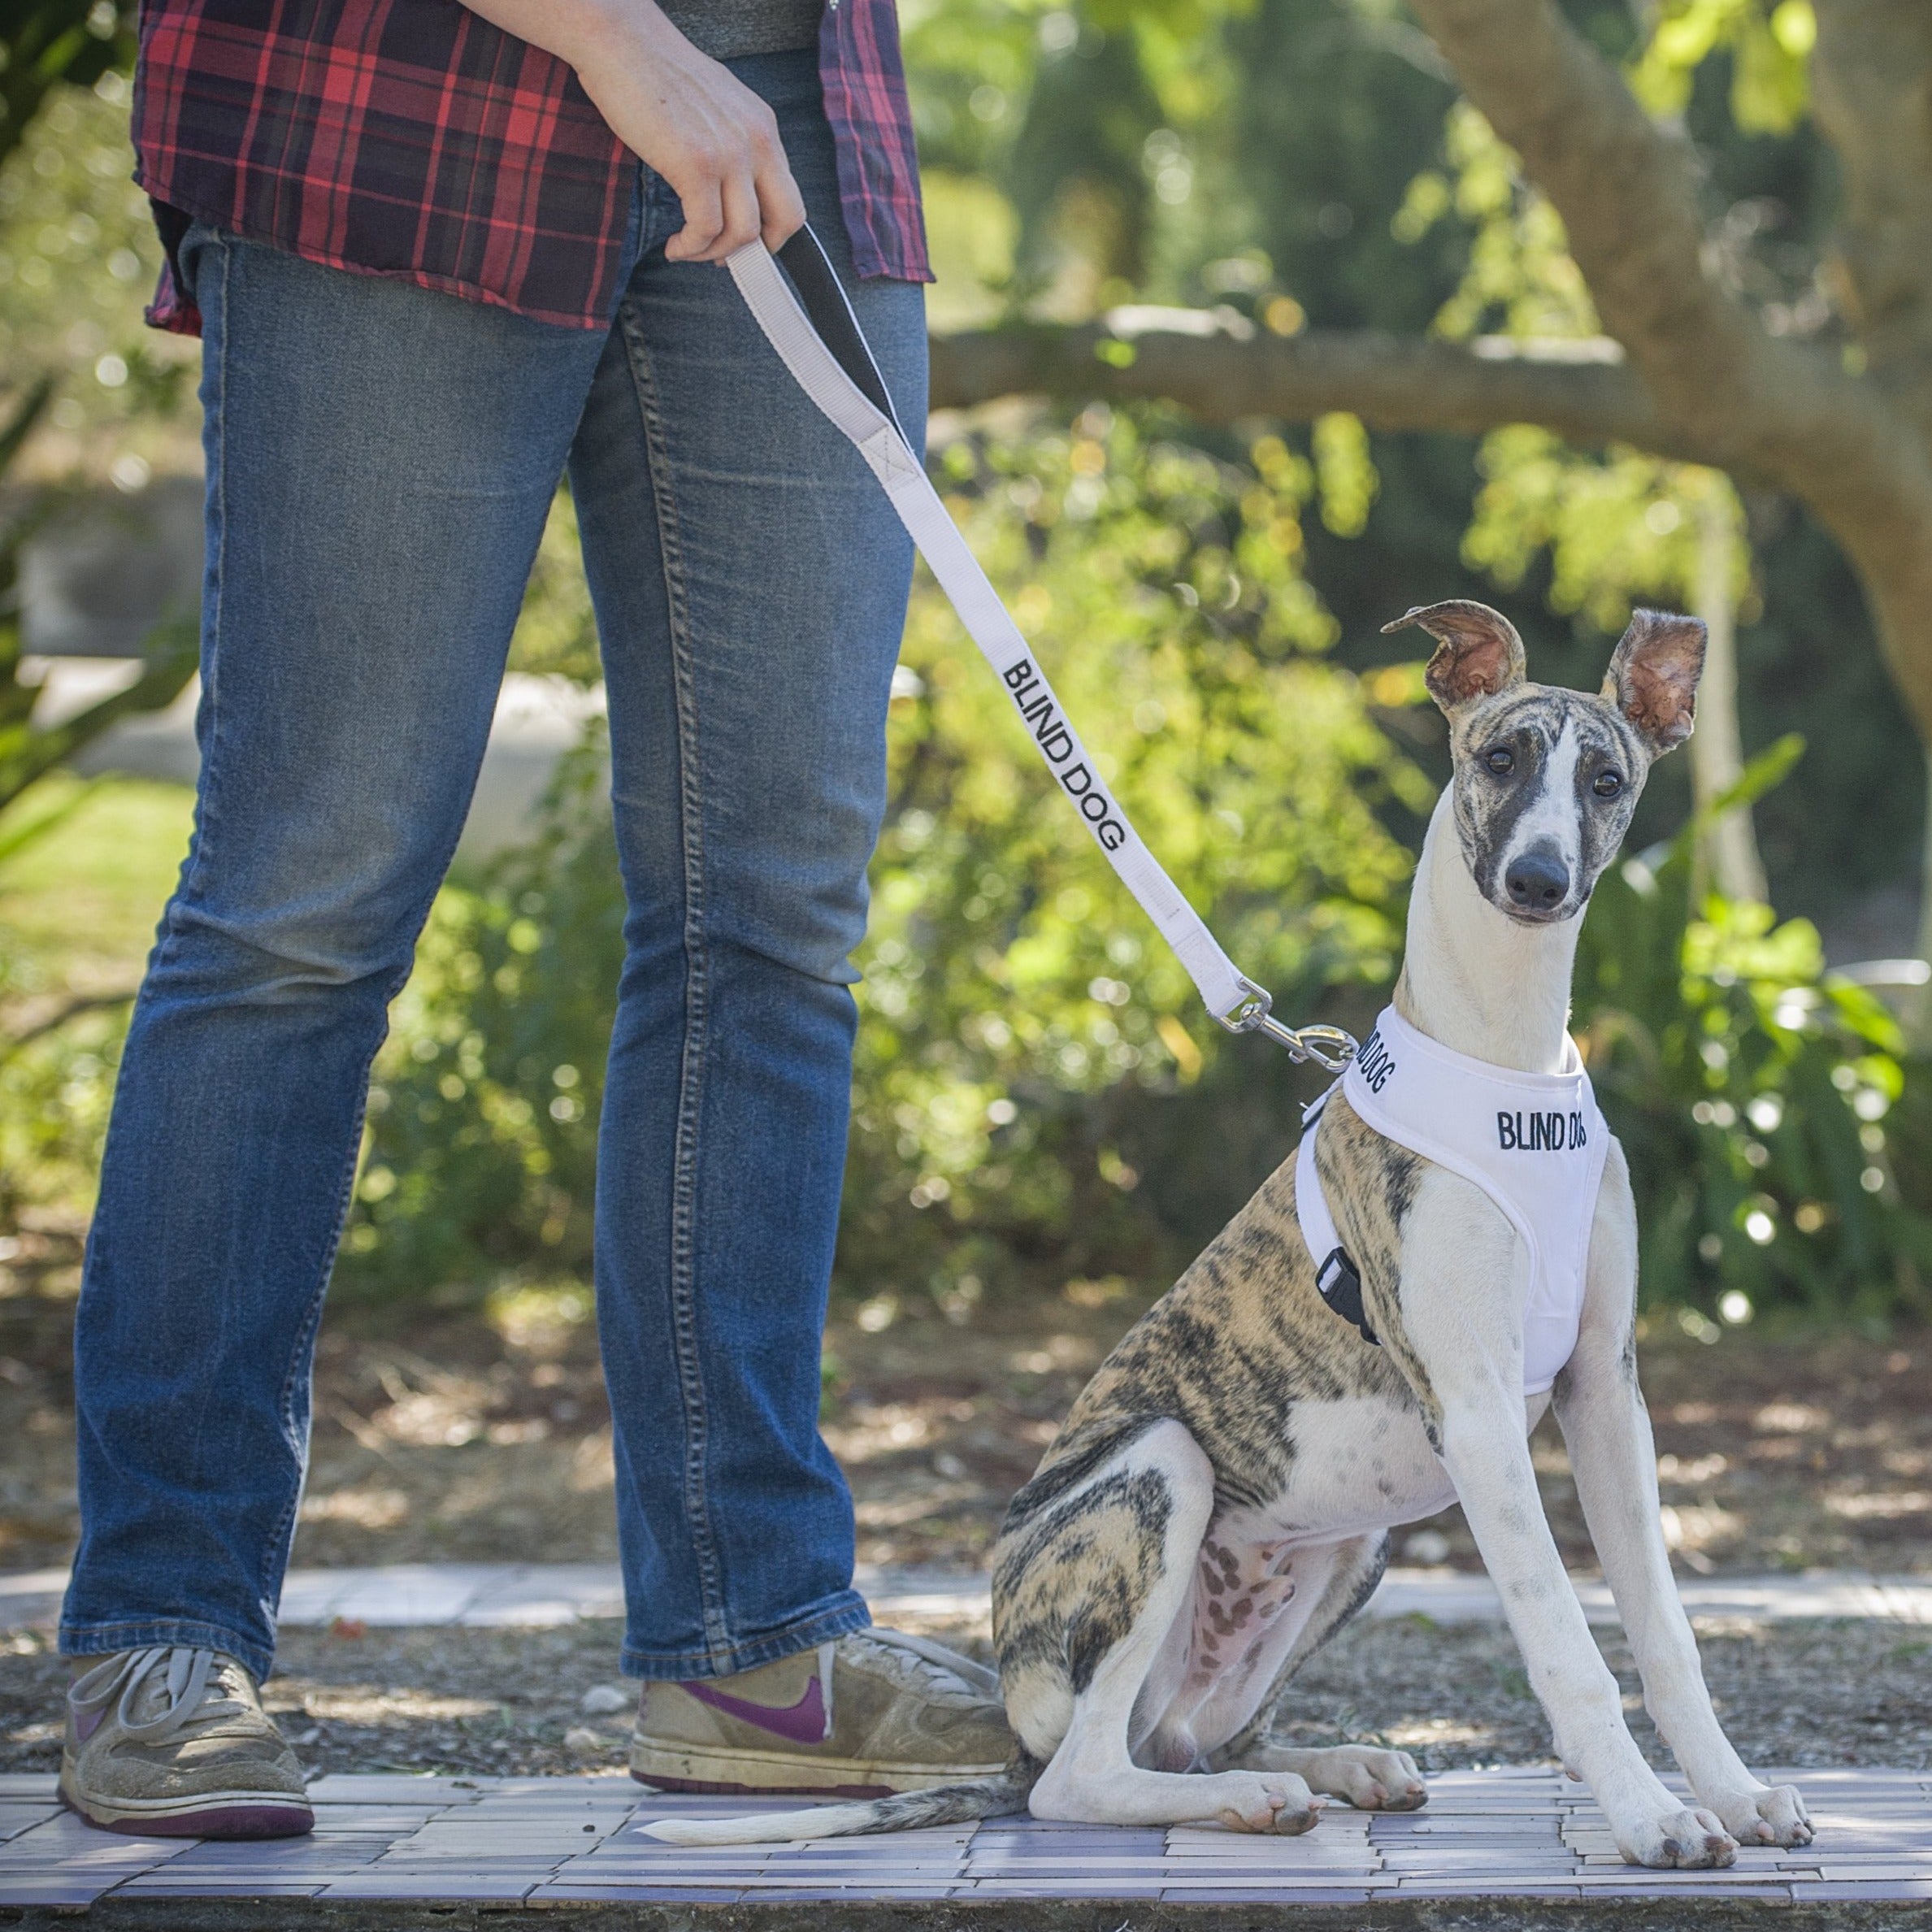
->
<box><xmin>60</xmin><ymin>1768</ymin><xmax>313</xmax><ymax>1839</ymax></box>
<box><xmin>629</xmin><ymin>1740</ymin><xmax>1005</xmax><ymax>1799</ymax></box>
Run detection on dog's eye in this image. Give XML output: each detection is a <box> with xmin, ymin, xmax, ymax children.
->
<box><xmin>1484</xmin><ymin>747</ymin><xmax>1515</xmax><ymax>776</ymax></box>
<box><xmin>1593</xmin><ymin>769</ymin><xmax>1624</xmax><ymax>799</ymax></box>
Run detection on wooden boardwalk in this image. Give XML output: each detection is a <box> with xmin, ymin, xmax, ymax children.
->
<box><xmin>2</xmin><ymin>1767</ymin><xmax>1928</xmax><ymax>1913</ymax></box>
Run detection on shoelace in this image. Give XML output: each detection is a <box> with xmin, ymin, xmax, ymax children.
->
<box><xmin>68</xmin><ymin>1645</ymin><xmax>248</xmax><ymax>1746</ymax></box>
<box><xmin>845</xmin><ymin>1628</ymin><xmax>1001</xmax><ymax>1702</ymax></box>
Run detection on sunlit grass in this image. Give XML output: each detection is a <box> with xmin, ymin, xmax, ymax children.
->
<box><xmin>0</xmin><ymin>773</ymin><xmax>193</xmax><ymax>990</ymax></box>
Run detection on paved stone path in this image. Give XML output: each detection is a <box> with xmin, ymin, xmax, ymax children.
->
<box><xmin>2</xmin><ymin>1768</ymin><xmax>1928</xmax><ymax>1909</ymax></box>
<box><xmin>5</xmin><ymin>1563</ymin><xmax>1930</xmax><ymax>1631</ymax></box>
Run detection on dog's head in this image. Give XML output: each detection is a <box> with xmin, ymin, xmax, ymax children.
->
<box><xmin>1383</xmin><ymin>599</ymin><xmax>1706</xmax><ymax>926</ymax></box>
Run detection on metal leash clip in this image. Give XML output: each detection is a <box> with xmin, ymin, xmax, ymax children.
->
<box><xmin>1218</xmin><ymin>982</ymin><xmax>1359</xmax><ymax>1072</ymax></box>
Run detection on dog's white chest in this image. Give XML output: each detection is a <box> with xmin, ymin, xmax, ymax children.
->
<box><xmin>1298</xmin><ymin>1004</ymin><xmax>1610</xmax><ymax>1396</ymax></box>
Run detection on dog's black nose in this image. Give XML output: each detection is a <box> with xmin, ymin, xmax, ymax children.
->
<box><xmin>1505</xmin><ymin>846</ymin><xmax>1570</xmax><ymax>911</ymax></box>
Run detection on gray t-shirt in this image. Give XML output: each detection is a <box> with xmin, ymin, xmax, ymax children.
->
<box><xmin>658</xmin><ymin>0</ymin><xmax>824</xmax><ymax>59</ymax></box>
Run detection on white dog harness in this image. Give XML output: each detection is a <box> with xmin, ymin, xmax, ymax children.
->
<box><xmin>1296</xmin><ymin>1005</ymin><xmax>1610</xmax><ymax>1396</ymax></box>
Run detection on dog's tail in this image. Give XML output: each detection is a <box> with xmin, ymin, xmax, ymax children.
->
<box><xmin>637</xmin><ymin>1754</ymin><xmax>1042</xmax><ymax>1846</ymax></box>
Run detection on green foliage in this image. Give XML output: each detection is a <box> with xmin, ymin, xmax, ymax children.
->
<box><xmin>840</xmin><ymin>407</ymin><xmax>1421</xmax><ymax>1298</ymax></box>
<box><xmin>1398</xmin><ymin>102</ymin><xmax>1596</xmax><ymax>345</ymax></box>
<box><xmin>1574</xmin><ymin>741</ymin><xmax>1931</xmax><ymax>1322</ymax></box>
<box><xmin>0</xmin><ymin>72</ymin><xmax>192</xmax><ymax>456</ymax></box>
<box><xmin>0</xmin><ymin>1</ymin><xmax>133</xmax><ymax>176</ymax></box>
<box><xmin>339</xmin><ymin>736</ymin><xmax>623</xmax><ymax>1292</ymax></box>
<box><xmin>1630</xmin><ymin>0</ymin><xmax>1815</xmax><ymax>137</ymax></box>
<box><xmin>1465</xmin><ymin>429</ymin><xmax>1747</xmax><ymax>634</ymax></box>
<box><xmin>0</xmin><ymin>775</ymin><xmax>128</xmax><ymax>1228</ymax></box>
<box><xmin>1224</xmin><ymin>0</ymin><xmax>1464</xmax><ymax>334</ymax></box>
<box><xmin>0</xmin><ymin>991</ymin><xmax>120</xmax><ymax>1224</ymax></box>
<box><xmin>1395</xmin><ymin>102</ymin><xmax>1756</xmax><ymax>640</ymax></box>
<box><xmin>506</xmin><ymin>486</ymin><xmax>601</xmax><ymax>684</ymax></box>
<box><xmin>338</xmin><ymin>409</ymin><xmax>1425</xmax><ymax>1297</ymax></box>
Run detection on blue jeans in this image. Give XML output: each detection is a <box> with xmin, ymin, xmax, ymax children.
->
<box><xmin>62</xmin><ymin>49</ymin><xmax>925</xmax><ymax>1685</ymax></box>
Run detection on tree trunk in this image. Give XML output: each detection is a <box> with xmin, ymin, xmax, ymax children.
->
<box><xmin>1919</xmin><ymin>751</ymin><xmax>1932</xmax><ymax>1035</ymax></box>
<box><xmin>1689</xmin><ymin>490</ymin><xmax>1768</xmax><ymax>905</ymax></box>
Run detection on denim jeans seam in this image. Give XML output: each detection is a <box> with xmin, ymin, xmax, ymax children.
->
<box><xmin>147</xmin><ymin>231</ymin><xmax>231</xmax><ymax>977</ymax></box>
<box><xmin>61</xmin><ymin>239</ymin><xmax>230</xmax><ymax>1656</ymax></box>
<box><xmin>616</xmin><ymin>297</ymin><xmax>732</xmax><ymax>1656</ymax></box>
<box><xmin>256</xmin><ymin>1236</ymin><xmax>332</xmax><ymax>1623</ymax></box>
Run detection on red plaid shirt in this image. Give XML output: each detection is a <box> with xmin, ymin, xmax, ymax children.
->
<box><xmin>132</xmin><ymin>0</ymin><xmax>929</xmax><ymax>336</ymax></box>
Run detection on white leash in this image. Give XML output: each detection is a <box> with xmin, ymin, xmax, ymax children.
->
<box><xmin>727</xmin><ymin>229</ymin><xmax>1355</xmax><ymax>1072</ymax></box>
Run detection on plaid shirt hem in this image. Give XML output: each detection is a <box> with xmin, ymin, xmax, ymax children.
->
<box><xmin>135</xmin><ymin>0</ymin><xmax>928</xmax><ymax>337</ymax></box>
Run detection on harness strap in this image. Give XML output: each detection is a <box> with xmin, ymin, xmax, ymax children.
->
<box><xmin>1294</xmin><ymin>1094</ymin><xmax>1378</xmax><ymax>1346</ymax></box>
<box><xmin>727</xmin><ymin>229</ymin><xmax>1351</xmax><ymax>1070</ymax></box>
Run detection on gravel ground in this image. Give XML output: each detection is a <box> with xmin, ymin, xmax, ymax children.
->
<box><xmin>4</xmin><ymin>1244</ymin><xmax>1930</xmax><ymax>1580</ymax></box>
<box><xmin>4</xmin><ymin>1613</ymin><xmax>1927</xmax><ymax>1782</ymax></box>
<box><xmin>6</xmin><ymin>1243</ymin><xmax>1930</xmax><ymax>1791</ymax></box>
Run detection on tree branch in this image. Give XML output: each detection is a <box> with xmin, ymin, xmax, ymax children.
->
<box><xmin>927</xmin><ymin>314</ymin><xmax>1715</xmax><ymax>458</ymax></box>
<box><xmin>1810</xmin><ymin>0</ymin><xmax>1932</xmax><ymax>428</ymax></box>
<box><xmin>1352</xmin><ymin>0</ymin><xmax>1932</xmax><ymax>741</ymax></box>
<box><xmin>1404</xmin><ymin>0</ymin><xmax>1776</xmax><ymax>436</ymax></box>
<box><xmin>1403</xmin><ymin>0</ymin><xmax>1932</xmax><ymax>591</ymax></box>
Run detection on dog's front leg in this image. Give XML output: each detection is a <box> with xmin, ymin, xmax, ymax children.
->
<box><xmin>1399</xmin><ymin>1170</ymin><xmax>1736</xmax><ymax>1870</ymax></box>
<box><xmin>1552</xmin><ymin>1144</ymin><xmax>1811</xmax><ymax>1849</ymax></box>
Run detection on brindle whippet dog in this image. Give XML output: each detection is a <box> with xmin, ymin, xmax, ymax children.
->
<box><xmin>650</xmin><ymin>601</ymin><xmax>1813</xmax><ymax>1869</ymax></box>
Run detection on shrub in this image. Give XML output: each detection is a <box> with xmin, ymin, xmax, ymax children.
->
<box><xmin>340</xmin><ymin>738</ymin><xmax>621</xmax><ymax>1293</ymax></box>
<box><xmin>339</xmin><ymin>422</ymin><xmax>1931</xmax><ymax>1329</ymax></box>
<box><xmin>339</xmin><ymin>409</ymin><xmax>1426</xmax><ymax>1297</ymax></box>
<box><xmin>1572</xmin><ymin>743</ymin><xmax>1932</xmax><ymax>1325</ymax></box>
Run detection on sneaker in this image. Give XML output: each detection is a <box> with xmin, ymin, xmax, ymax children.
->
<box><xmin>61</xmin><ymin>1646</ymin><xmax>314</xmax><ymax>1838</ymax></box>
<box><xmin>629</xmin><ymin>1627</ymin><xmax>1011</xmax><ymax>1797</ymax></box>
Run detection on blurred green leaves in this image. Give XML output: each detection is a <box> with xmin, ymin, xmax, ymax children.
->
<box><xmin>343</xmin><ymin>732</ymin><xmax>623</xmax><ymax>1291</ymax></box>
<box><xmin>840</xmin><ymin>406</ymin><xmax>1420</xmax><ymax>1296</ymax></box>
<box><xmin>0</xmin><ymin>70</ymin><xmax>191</xmax><ymax>459</ymax></box>
<box><xmin>0</xmin><ymin>0</ymin><xmax>132</xmax><ymax>176</ymax></box>
<box><xmin>1574</xmin><ymin>740</ymin><xmax>1931</xmax><ymax>1322</ymax></box>
<box><xmin>1630</xmin><ymin>0</ymin><xmax>1816</xmax><ymax>137</ymax></box>
<box><xmin>342</xmin><ymin>406</ymin><xmax>1425</xmax><ymax>1300</ymax></box>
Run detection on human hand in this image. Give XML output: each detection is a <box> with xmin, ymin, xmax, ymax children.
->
<box><xmin>464</xmin><ymin>0</ymin><xmax>806</xmax><ymax>262</ymax></box>
<box><xmin>569</xmin><ymin>1</ymin><xmax>806</xmax><ymax>261</ymax></box>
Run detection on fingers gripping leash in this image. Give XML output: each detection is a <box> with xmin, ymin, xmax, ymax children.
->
<box><xmin>727</xmin><ymin>230</ymin><xmax>1357</xmax><ymax>1074</ymax></box>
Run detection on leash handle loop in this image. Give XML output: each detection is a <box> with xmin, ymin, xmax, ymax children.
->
<box><xmin>729</xmin><ymin>228</ymin><xmax>1354</xmax><ymax>1070</ymax></box>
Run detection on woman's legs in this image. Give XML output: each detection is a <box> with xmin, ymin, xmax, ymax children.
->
<box><xmin>63</xmin><ymin>228</ymin><xmax>614</xmax><ymax>1678</ymax></box>
<box><xmin>568</xmin><ymin>48</ymin><xmax>927</xmax><ymax>1679</ymax></box>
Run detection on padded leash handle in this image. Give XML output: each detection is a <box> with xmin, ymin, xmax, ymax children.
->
<box><xmin>729</xmin><ymin>228</ymin><xmax>1354</xmax><ymax>1073</ymax></box>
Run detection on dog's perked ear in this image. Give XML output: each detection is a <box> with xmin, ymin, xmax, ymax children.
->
<box><xmin>1603</xmin><ymin>609</ymin><xmax>1706</xmax><ymax>755</ymax></box>
<box><xmin>1383</xmin><ymin>601</ymin><xmax>1527</xmax><ymax>715</ymax></box>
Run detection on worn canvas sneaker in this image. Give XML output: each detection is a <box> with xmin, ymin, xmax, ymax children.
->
<box><xmin>630</xmin><ymin>1628</ymin><xmax>1012</xmax><ymax>1796</ymax></box>
<box><xmin>61</xmin><ymin>1646</ymin><xmax>314</xmax><ymax>1838</ymax></box>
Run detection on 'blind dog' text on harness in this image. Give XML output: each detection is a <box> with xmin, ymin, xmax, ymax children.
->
<box><xmin>1296</xmin><ymin>1004</ymin><xmax>1610</xmax><ymax>1394</ymax></box>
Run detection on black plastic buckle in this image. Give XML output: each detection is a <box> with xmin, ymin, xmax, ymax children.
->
<box><xmin>1316</xmin><ymin>1248</ymin><xmax>1378</xmax><ymax>1347</ymax></box>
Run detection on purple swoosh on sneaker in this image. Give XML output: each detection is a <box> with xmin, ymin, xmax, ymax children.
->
<box><xmin>680</xmin><ymin>1675</ymin><xmax>829</xmax><ymax>1745</ymax></box>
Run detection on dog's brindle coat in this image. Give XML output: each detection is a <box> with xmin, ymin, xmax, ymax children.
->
<box><xmin>650</xmin><ymin>602</ymin><xmax>1813</xmax><ymax>1869</ymax></box>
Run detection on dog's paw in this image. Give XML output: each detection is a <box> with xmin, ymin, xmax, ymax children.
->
<box><xmin>1617</xmin><ymin>1805</ymin><xmax>1738</xmax><ymax>1869</ymax></box>
<box><xmin>1216</xmin><ymin>1774</ymin><xmax>1323</xmax><ymax>1836</ymax></box>
<box><xmin>1703</xmin><ymin>1783</ymin><xmax>1812</xmax><ymax>1849</ymax></box>
<box><xmin>1291</xmin><ymin>1746</ymin><xmax>1427</xmax><ymax>1812</ymax></box>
